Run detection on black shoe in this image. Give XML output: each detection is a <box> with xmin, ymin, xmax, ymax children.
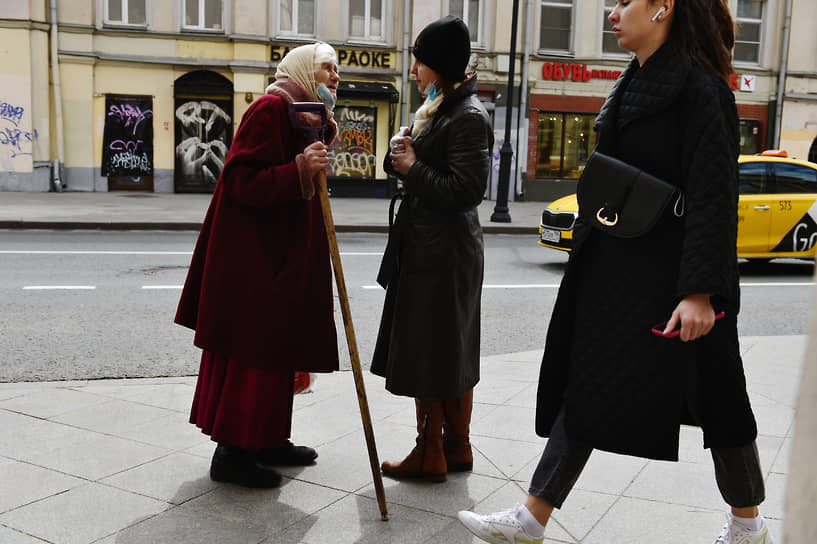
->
<box><xmin>257</xmin><ymin>440</ymin><xmax>318</xmax><ymax>467</ymax></box>
<box><xmin>209</xmin><ymin>444</ymin><xmax>282</xmax><ymax>488</ymax></box>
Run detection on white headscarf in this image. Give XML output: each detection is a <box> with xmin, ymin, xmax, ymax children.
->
<box><xmin>271</xmin><ymin>42</ymin><xmax>337</xmax><ymax>106</ymax></box>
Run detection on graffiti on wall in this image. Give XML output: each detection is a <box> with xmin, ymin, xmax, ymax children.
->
<box><xmin>174</xmin><ymin>100</ymin><xmax>231</xmax><ymax>188</ymax></box>
<box><xmin>328</xmin><ymin>106</ymin><xmax>377</xmax><ymax>178</ymax></box>
<box><xmin>0</xmin><ymin>99</ymin><xmax>38</xmax><ymax>160</ymax></box>
<box><xmin>102</xmin><ymin>97</ymin><xmax>154</xmax><ymax>176</ymax></box>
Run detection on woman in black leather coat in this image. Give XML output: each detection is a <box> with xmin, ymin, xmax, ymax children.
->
<box><xmin>371</xmin><ymin>15</ymin><xmax>493</xmax><ymax>483</ymax></box>
<box><xmin>458</xmin><ymin>1</ymin><xmax>774</xmax><ymax>543</ymax></box>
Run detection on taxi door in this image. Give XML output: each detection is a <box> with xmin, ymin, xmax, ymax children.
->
<box><xmin>737</xmin><ymin>161</ymin><xmax>773</xmax><ymax>254</ymax></box>
<box><xmin>768</xmin><ymin>162</ymin><xmax>817</xmax><ymax>256</ymax></box>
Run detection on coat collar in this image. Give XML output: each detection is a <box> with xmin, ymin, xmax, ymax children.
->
<box><xmin>595</xmin><ymin>40</ymin><xmax>689</xmax><ymax>132</ymax></box>
<box><xmin>411</xmin><ymin>74</ymin><xmax>479</xmax><ymax>142</ymax></box>
<box><xmin>266</xmin><ymin>79</ymin><xmax>338</xmax><ymax>144</ymax></box>
<box><xmin>438</xmin><ymin>74</ymin><xmax>479</xmax><ymax>115</ymax></box>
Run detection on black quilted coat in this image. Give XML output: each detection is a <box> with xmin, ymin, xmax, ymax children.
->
<box><xmin>371</xmin><ymin>76</ymin><xmax>493</xmax><ymax>400</ymax></box>
<box><xmin>535</xmin><ymin>42</ymin><xmax>758</xmax><ymax>461</ymax></box>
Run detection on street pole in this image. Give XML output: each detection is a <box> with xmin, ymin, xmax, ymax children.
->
<box><xmin>491</xmin><ymin>0</ymin><xmax>520</xmax><ymax>223</ymax></box>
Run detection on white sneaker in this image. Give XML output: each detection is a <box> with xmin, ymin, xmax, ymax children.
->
<box><xmin>457</xmin><ymin>504</ymin><xmax>544</xmax><ymax>544</ymax></box>
<box><xmin>713</xmin><ymin>513</ymin><xmax>774</xmax><ymax>544</ymax></box>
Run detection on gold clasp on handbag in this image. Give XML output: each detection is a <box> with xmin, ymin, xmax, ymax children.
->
<box><xmin>596</xmin><ymin>207</ymin><xmax>618</xmax><ymax>227</ymax></box>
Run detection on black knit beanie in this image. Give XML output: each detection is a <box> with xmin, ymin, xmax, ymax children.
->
<box><xmin>413</xmin><ymin>16</ymin><xmax>471</xmax><ymax>83</ymax></box>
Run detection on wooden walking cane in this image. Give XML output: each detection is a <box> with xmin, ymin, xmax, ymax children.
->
<box><xmin>289</xmin><ymin>102</ymin><xmax>389</xmax><ymax>521</ymax></box>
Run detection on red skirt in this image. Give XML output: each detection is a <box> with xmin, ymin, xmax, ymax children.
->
<box><xmin>190</xmin><ymin>350</ymin><xmax>294</xmax><ymax>450</ymax></box>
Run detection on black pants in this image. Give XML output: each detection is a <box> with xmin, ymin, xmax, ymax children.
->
<box><xmin>528</xmin><ymin>410</ymin><xmax>766</xmax><ymax>509</ymax></box>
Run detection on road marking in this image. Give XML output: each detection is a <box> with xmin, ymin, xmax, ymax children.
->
<box><xmin>363</xmin><ymin>282</ymin><xmax>814</xmax><ymax>290</ymax></box>
<box><xmin>741</xmin><ymin>282</ymin><xmax>815</xmax><ymax>287</ymax></box>
<box><xmin>362</xmin><ymin>284</ymin><xmax>562</xmax><ymax>290</ymax></box>
<box><xmin>1</xmin><ymin>250</ymin><xmax>193</xmax><ymax>255</ymax></box>
<box><xmin>23</xmin><ymin>285</ymin><xmax>96</xmax><ymax>290</ymax></box>
<box><xmin>141</xmin><ymin>285</ymin><xmax>183</xmax><ymax>290</ymax></box>
<box><xmin>0</xmin><ymin>250</ymin><xmax>382</xmax><ymax>256</ymax></box>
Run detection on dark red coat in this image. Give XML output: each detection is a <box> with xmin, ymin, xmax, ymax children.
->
<box><xmin>175</xmin><ymin>91</ymin><xmax>339</xmax><ymax>372</ymax></box>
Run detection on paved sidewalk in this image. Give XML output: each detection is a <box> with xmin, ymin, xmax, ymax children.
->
<box><xmin>0</xmin><ymin>335</ymin><xmax>801</xmax><ymax>543</ymax></box>
<box><xmin>0</xmin><ymin>192</ymin><xmax>545</xmax><ymax>233</ymax></box>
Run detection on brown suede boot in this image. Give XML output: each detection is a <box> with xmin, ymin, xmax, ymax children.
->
<box><xmin>381</xmin><ymin>399</ymin><xmax>447</xmax><ymax>482</ymax></box>
<box><xmin>442</xmin><ymin>389</ymin><xmax>473</xmax><ymax>472</ymax></box>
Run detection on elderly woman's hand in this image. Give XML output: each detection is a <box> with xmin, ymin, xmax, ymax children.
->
<box><xmin>303</xmin><ymin>141</ymin><xmax>330</xmax><ymax>178</ymax></box>
<box><xmin>390</xmin><ymin>137</ymin><xmax>417</xmax><ymax>176</ymax></box>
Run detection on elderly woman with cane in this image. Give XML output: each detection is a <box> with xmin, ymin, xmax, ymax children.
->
<box><xmin>175</xmin><ymin>42</ymin><xmax>340</xmax><ymax>488</ymax></box>
<box><xmin>372</xmin><ymin>15</ymin><xmax>494</xmax><ymax>483</ymax></box>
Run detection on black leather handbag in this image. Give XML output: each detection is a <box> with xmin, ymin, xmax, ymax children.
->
<box><xmin>577</xmin><ymin>151</ymin><xmax>684</xmax><ymax>238</ymax></box>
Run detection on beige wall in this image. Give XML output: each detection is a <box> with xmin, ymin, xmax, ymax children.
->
<box><xmin>30</xmin><ymin>27</ymin><xmax>50</xmax><ymax>162</ymax></box>
<box><xmin>788</xmin><ymin>1</ymin><xmax>817</xmax><ymax>73</ymax></box>
<box><xmin>0</xmin><ymin>28</ymin><xmax>35</xmax><ymax>173</ymax></box>
<box><xmin>233</xmin><ymin>0</ymin><xmax>267</xmax><ymax>37</ymax></box>
<box><xmin>58</xmin><ymin>0</ymin><xmax>93</xmax><ymax>25</ymax></box>
<box><xmin>61</xmin><ymin>61</ymin><xmax>94</xmax><ymax>169</ymax></box>
<box><xmin>780</xmin><ymin>100</ymin><xmax>817</xmax><ymax>160</ymax></box>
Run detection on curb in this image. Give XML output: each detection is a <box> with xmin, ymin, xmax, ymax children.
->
<box><xmin>0</xmin><ymin>222</ymin><xmax>539</xmax><ymax>234</ymax></box>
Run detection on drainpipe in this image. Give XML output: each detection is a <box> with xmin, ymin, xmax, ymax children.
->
<box><xmin>49</xmin><ymin>0</ymin><xmax>65</xmax><ymax>191</ymax></box>
<box><xmin>773</xmin><ymin>0</ymin><xmax>793</xmax><ymax>149</ymax></box>
<box><xmin>401</xmin><ymin>0</ymin><xmax>411</xmax><ymax>127</ymax></box>
<box><xmin>514</xmin><ymin>0</ymin><xmax>534</xmax><ymax>198</ymax></box>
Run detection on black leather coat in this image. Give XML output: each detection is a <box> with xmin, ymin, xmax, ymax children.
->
<box><xmin>535</xmin><ymin>42</ymin><xmax>758</xmax><ymax>461</ymax></box>
<box><xmin>371</xmin><ymin>76</ymin><xmax>493</xmax><ymax>400</ymax></box>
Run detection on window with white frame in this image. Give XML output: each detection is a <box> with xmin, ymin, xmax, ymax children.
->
<box><xmin>734</xmin><ymin>0</ymin><xmax>763</xmax><ymax>63</ymax></box>
<box><xmin>184</xmin><ymin>0</ymin><xmax>222</xmax><ymax>30</ymax></box>
<box><xmin>539</xmin><ymin>0</ymin><xmax>573</xmax><ymax>52</ymax></box>
<box><xmin>106</xmin><ymin>0</ymin><xmax>146</xmax><ymax>25</ymax></box>
<box><xmin>279</xmin><ymin>0</ymin><xmax>315</xmax><ymax>35</ymax></box>
<box><xmin>601</xmin><ymin>0</ymin><xmax>627</xmax><ymax>55</ymax></box>
<box><xmin>449</xmin><ymin>0</ymin><xmax>482</xmax><ymax>44</ymax></box>
<box><xmin>349</xmin><ymin>0</ymin><xmax>384</xmax><ymax>41</ymax></box>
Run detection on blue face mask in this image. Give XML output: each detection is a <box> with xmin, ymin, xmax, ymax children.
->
<box><xmin>424</xmin><ymin>81</ymin><xmax>440</xmax><ymax>100</ymax></box>
<box><xmin>316</xmin><ymin>83</ymin><xmax>336</xmax><ymax>111</ymax></box>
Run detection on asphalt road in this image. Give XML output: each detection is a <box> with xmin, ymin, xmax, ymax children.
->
<box><xmin>1</xmin><ymin>230</ymin><xmax>814</xmax><ymax>382</ymax></box>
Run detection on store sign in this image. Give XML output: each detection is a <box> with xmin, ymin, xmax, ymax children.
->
<box><xmin>271</xmin><ymin>45</ymin><xmax>395</xmax><ymax>69</ymax></box>
<box><xmin>727</xmin><ymin>74</ymin><xmax>755</xmax><ymax>92</ymax></box>
<box><xmin>541</xmin><ymin>62</ymin><xmax>622</xmax><ymax>82</ymax></box>
<box><xmin>738</xmin><ymin>74</ymin><xmax>756</xmax><ymax>92</ymax></box>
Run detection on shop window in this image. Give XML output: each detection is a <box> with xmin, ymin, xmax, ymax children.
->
<box><xmin>536</xmin><ymin>112</ymin><xmax>597</xmax><ymax>178</ymax></box>
<box><xmin>106</xmin><ymin>0</ymin><xmax>146</xmax><ymax>26</ymax></box>
<box><xmin>449</xmin><ymin>0</ymin><xmax>482</xmax><ymax>44</ymax></box>
<box><xmin>349</xmin><ymin>0</ymin><xmax>384</xmax><ymax>41</ymax></box>
<box><xmin>734</xmin><ymin>0</ymin><xmax>763</xmax><ymax>63</ymax></box>
<box><xmin>184</xmin><ymin>0</ymin><xmax>223</xmax><ymax>31</ymax></box>
<box><xmin>279</xmin><ymin>0</ymin><xmax>315</xmax><ymax>35</ymax></box>
<box><xmin>739</xmin><ymin>119</ymin><xmax>762</xmax><ymax>155</ymax></box>
<box><xmin>539</xmin><ymin>0</ymin><xmax>573</xmax><ymax>53</ymax></box>
<box><xmin>601</xmin><ymin>0</ymin><xmax>627</xmax><ymax>55</ymax></box>
<box><xmin>328</xmin><ymin>105</ymin><xmax>377</xmax><ymax>178</ymax></box>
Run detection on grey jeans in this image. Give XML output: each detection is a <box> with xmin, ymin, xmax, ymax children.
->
<box><xmin>528</xmin><ymin>410</ymin><xmax>766</xmax><ymax>509</ymax></box>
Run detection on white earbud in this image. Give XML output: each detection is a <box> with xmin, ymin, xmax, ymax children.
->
<box><xmin>651</xmin><ymin>6</ymin><xmax>667</xmax><ymax>21</ymax></box>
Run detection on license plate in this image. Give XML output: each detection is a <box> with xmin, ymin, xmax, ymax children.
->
<box><xmin>540</xmin><ymin>229</ymin><xmax>561</xmax><ymax>243</ymax></box>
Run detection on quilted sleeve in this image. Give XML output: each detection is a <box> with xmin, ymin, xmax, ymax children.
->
<box><xmin>676</xmin><ymin>79</ymin><xmax>740</xmax><ymax>305</ymax></box>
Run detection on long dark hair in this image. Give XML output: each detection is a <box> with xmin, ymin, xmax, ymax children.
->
<box><xmin>669</xmin><ymin>0</ymin><xmax>735</xmax><ymax>82</ymax></box>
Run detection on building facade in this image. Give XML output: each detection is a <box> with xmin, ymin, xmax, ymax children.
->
<box><xmin>520</xmin><ymin>0</ymin><xmax>816</xmax><ymax>200</ymax></box>
<box><xmin>1</xmin><ymin>0</ymin><xmax>815</xmax><ymax>200</ymax></box>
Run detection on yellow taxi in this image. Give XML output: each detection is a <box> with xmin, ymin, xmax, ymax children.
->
<box><xmin>538</xmin><ymin>151</ymin><xmax>817</xmax><ymax>261</ymax></box>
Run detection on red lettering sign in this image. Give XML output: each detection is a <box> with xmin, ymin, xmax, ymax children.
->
<box><xmin>542</xmin><ymin>62</ymin><xmax>621</xmax><ymax>82</ymax></box>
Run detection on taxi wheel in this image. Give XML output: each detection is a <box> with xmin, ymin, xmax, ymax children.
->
<box><xmin>741</xmin><ymin>258</ymin><xmax>772</xmax><ymax>272</ymax></box>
